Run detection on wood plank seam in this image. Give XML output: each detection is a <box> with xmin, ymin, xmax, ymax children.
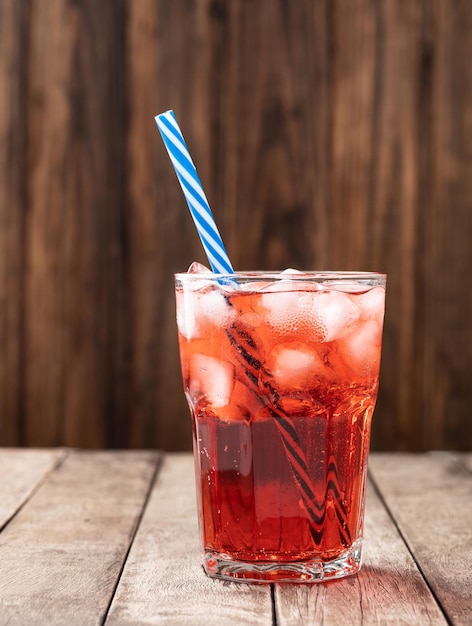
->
<box><xmin>100</xmin><ymin>451</ymin><xmax>164</xmax><ymax>626</ymax></box>
<box><xmin>0</xmin><ymin>447</ymin><xmax>70</xmax><ymax>534</ymax></box>
<box><xmin>367</xmin><ymin>470</ymin><xmax>453</xmax><ymax>626</ymax></box>
<box><xmin>270</xmin><ymin>584</ymin><xmax>277</xmax><ymax>626</ymax></box>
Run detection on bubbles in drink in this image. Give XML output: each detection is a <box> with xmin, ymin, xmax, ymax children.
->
<box><xmin>260</xmin><ymin>286</ymin><xmax>363</xmax><ymax>344</ymax></box>
<box><xmin>261</xmin><ymin>291</ymin><xmax>325</xmax><ymax>340</ymax></box>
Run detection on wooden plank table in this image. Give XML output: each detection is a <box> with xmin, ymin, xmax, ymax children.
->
<box><xmin>0</xmin><ymin>449</ymin><xmax>470</xmax><ymax>625</ymax></box>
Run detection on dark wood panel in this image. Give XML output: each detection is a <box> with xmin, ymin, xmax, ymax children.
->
<box><xmin>0</xmin><ymin>0</ymin><xmax>27</xmax><ymax>445</ymax></box>
<box><xmin>0</xmin><ymin>0</ymin><xmax>470</xmax><ymax>451</ymax></box>
<box><xmin>353</xmin><ymin>1</ymin><xmax>425</xmax><ymax>450</ymax></box>
<box><xmin>124</xmin><ymin>0</ymin><xmax>212</xmax><ymax>450</ymax></box>
<box><xmin>23</xmin><ymin>0</ymin><xmax>125</xmax><ymax>447</ymax></box>
<box><xmin>422</xmin><ymin>0</ymin><xmax>472</xmax><ymax>450</ymax></box>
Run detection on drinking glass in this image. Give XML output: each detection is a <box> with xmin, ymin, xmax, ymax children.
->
<box><xmin>175</xmin><ymin>270</ymin><xmax>386</xmax><ymax>582</ymax></box>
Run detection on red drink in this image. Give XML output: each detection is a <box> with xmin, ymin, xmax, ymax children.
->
<box><xmin>176</xmin><ymin>270</ymin><xmax>386</xmax><ymax>582</ymax></box>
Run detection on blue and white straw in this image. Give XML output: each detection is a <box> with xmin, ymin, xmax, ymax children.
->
<box><xmin>155</xmin><ymin>110</ymin><xmax>234</xmax><ymax>275</ymax></box>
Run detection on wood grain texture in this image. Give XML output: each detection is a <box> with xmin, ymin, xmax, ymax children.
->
<box><xmin>0</xmin><ymin>0</ymin><xmax>26</xmax><ymax>445</ymax></box>
<box><xmin>106</xmin><ymin>454</ymin><xmax>272</xmax><ymax>626</ymax></box>
<box><xmin>0</xmin><ymin>448</ymin><xmax>66</xmax><ymax>528</ymax></box>
<box><xmin>273</xmin><ymin>480</ymin><xmax>446</xmax><ymax>625</ymax></box>
<box><xmin>369</xmin><ymin>453</ymin><xmax>472</xmax><ymax>626</ymax></box>
<box><xmin>124</xmin><ymin>0</ymin><xmax>196</xmax><ymax>451</ymax></box>
<box><xmin>421</xmin><ymin>1</ymin><xmax>472</xmax><ymax>451</ymax></box>
<box><xmin>0</xmin><ymin>450</ymin><xmax>468</xmax><ymax>625</ymax></box>
<box><xmin>0</xmin><ymin>450</ymin><xmax>159</xmax><ymax>626</ymax></box>
<box><xmin>0</xmin><ymin>1</ymin><xmax>471</xmax><ymax>451</ymax></box>
<box><xmin>23</xmin><ymin>0</ymin><xmax>126</xmax><ymax>448</ymax></box>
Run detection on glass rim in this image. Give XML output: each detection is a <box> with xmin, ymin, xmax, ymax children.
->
<box><xmin>175</xmin><ymin>270</ymin><xmax>386</xmax><ymax>282</ymax></box>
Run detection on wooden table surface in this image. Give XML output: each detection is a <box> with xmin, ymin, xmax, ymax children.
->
<box><xmin>0</xmin><ymin>449</ymin><xmax>470</xmax><ymax>625</ymax></box>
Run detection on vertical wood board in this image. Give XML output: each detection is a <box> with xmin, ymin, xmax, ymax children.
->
<box><xmin>0</xmin><ymin>1</ymin><xmax>471</xmax><ymax>451</ymax></box>
<box><xmin>0</xmin><ymin>0</ymin><xmax>26</xmax><ymax>445</ymax></box>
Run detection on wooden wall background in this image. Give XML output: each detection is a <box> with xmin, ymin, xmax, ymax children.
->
<box><xmin>0</xmin><ymin>0</ymin><xmax>471</xmax><ymax>452</ymax></box>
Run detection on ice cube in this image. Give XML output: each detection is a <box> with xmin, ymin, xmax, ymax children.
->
<box><xmin>338</xmin><ymin>319</ymin><xmax>382</xmax><ymax>377</ymax></box>
<box><xmin>311</xmin><ymin>290</ymin><xmax>361</xmax><ymax>342</ymax></box>
<box><xmin>260</xmin><ymin>280</ymin><xmax>297</xmax><ymax>293</ymax></box>
<box><xmin>241</xmin><ymin>280</ymin><xmax>273</xmax><ymax>291</ymax></box>
<box><xmin>177</xmin><ymin>286</ymin><xmax>237</xmax><ymax>339</ymax></box>
<box><xmin>188</xmin><ymin>261</ymin><xmax>212</xmax><ymax>274</ymax></box>
<box><xmin>189</xmin><ymin>354</ymin><xmax>234</xmax><ymax>407</ymax></box>
<box><xmin>261</xmin><ymin>269</ymin><xmax>322</xmax><ymax>293</ymax></box>
<box><xmin>268</xmin><ymin>342</ymin><xmax>325</xmax><ymax>388</ymax></box>
<box><xmin>176</xmin><ymin>290</ymin><xmax>198</xmax><ymax>338</ymax></box>
<box><xmin>355</xmin><ymin>286</ymin><xmax>386</xmax><ymax>321</ymax></box>
<box><xmin>259</xmin><ymin>291</ymin><xmax>326</xmax><ymax>342</ymax></box>
<box><xmin>200</xmin><ymin>289</ymin><xmax>237</xmax><ymax>325</ymax></box>
<box><xmin>262</xmin><ymin>291</ymin><xmax>313</xmax><ymax>331</ymax></box>
<box><xmin>218</xmin><ymin>379</ymin><xmax>266</xmax><ymax>423</ymax></box>
<box><xmin>325</xmin><ymin>280</ymin><xmax>369</xmax><ymax>293</ymax></box>
<box><xmin>260</xmin><ymin>279</ymin><xmax>321</xmax><ymax>293</ymax></box>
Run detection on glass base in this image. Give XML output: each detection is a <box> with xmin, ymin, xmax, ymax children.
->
<box><xmin>202</xmin><ymin>540</ymin><xmax>363</xmax><ymax>583</ymax></box>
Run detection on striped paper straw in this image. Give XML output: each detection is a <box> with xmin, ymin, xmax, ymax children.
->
<box><xmin>155</xmin><ymin>110</ymin><xmax>234</xmax><ymax>275</ymax></box>
<box><xmin>155</xmin><ymin>111</ymin><xmax>322</xmax><ymax>542</ymax></box>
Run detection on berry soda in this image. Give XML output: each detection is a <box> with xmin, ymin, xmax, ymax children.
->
<box><xmin>175</xmin><ymin>269</ymin><xmax>386</xmax><ymax>582</ymax></box>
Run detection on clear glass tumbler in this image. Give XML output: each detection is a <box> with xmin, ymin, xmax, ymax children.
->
<box><xmin>175</xmin><ymin>270</ymin><xmax>386</xmax><ymax>582</ymax></box>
